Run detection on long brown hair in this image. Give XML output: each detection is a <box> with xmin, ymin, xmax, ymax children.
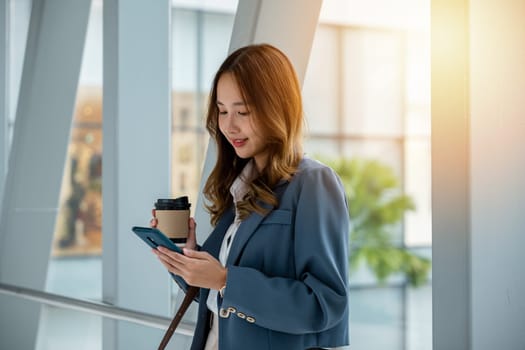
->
<box><xmin>203</xmin><ymin>44</ymin><xmax>304</xmax><ymax>225</ymax></box>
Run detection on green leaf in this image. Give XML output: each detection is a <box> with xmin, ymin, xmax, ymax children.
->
<box><xmin>318</xmin><ymin>155</ymin><xmax>432</xmax><ymax>288</ymax></box>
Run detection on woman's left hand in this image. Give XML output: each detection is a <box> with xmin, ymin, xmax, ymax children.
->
<box><xmin>153</xmin><ymin>247</ymin><xmax>227</xmax><ymax>291</ymax></box>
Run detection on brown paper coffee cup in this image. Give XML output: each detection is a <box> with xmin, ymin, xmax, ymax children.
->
<box><xmin>156</xmin><ymin>209</ymin><xmax>190</xmax><ymax>242</ymax></box>
<box><xmin>154</xmin><ymin>196</ymin><xmax>191</xmax><ymax>245</ymax></box>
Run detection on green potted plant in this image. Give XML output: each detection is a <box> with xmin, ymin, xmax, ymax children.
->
<box><xmin>321</xmin><ymin>157</ymin><xmax>431</xmax><ymax>287</ymax></box>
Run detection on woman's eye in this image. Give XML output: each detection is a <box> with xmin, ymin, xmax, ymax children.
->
<box><xmin>238</xmin><ymin>111</ymin><xmax>249</xmax><ymax>116</ymax></box>
<box><xmin>218</xmin><ymin>110</ymin><xmax>227</xmax><ymax>115</ymax></box>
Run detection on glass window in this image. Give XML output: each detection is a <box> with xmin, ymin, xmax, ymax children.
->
<box><xmin>404</xmin><ymin>32</ymin><xmax>431</xmax><ymax>247</ymax></box>
<box><xmin>48</xmin><ymin>1</ymin><xmax>103</xmax><ymax>301</ymax></box>
<box><xmin>349</xmin><ymin>288</ymin><xmax>404</xmax><ymax>350</ymax></box>
<box><xmin>200</xmin><ymin>12</ymin><xmax>237</xmax><ymax>92</ymax></box>
<box><xmin>406</xmin><ymin>275</ymin><xmax>432</xmax><ymax>350</ymax></box>
<box><xmin>404</xmin><ymin>138</ymin><xmax>431</xmax><ymax>246</ymax></box>
<box><xmin>302</xmin><ymin>25</ymin><xmax>340</xmax><ymax>135</ymax></box>
<box><xmin>33</xmin><ymin>299</ymin><xmax>194</xmax><ymax>350</ymax></box>
<box><xmin>405</xmin><ymin>31</ymin><xmax>430</xmax><ymax>136</ymax></box>
<box><xmin>304</xmin><ymin>0</ymin><xmax>431</xmax><ymax>348</ymax></box>
<box><xmin>342</xmin><ymin>138</ymin><xmax>404</xmax><ymax>177</ymax></box>
<box><xmin>342</xmin><ymin>29</ymin><xmax>404</xmax><ymax>137</ymax></box>
<box><xmin>304</xmin><ymin>137</ymin><xmax>340</xmax><ymax>158</ymax></box>
<box><xmin>172</xmin><ymin>9</ymin><xmax>198</xmax><ymax>92</ymax></box>
<box><xmin>171</xmin><ymin>8</ymin><xmax>235</xmax><ymax>205</ymax></box>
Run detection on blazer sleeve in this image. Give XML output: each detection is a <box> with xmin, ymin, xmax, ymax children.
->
<box><xmin>222</xmin><ymin>165</ymin><xmax>350</xmax><ymax>334</ymax></box>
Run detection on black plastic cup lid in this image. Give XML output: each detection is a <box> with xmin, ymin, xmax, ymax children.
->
<box><xmin>155</xmin><ymin>196</ymin><xmax>191</xmax><ymax>210</ymax></box>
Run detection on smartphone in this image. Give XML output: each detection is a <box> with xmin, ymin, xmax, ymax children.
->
<box><xmin>131</xmin><ymin>226</ymin><xmax>184</xmax><ymax>254</ymax></box>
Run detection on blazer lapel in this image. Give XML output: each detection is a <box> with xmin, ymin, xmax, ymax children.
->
<box><xmin>225</xmin><ymin>205</ymin><xmax>269</xmax><ymax>267</ymax></box>
<box><xmin>202</xmin><ymin>207</ymin><xmax>235</xmax><ymax>259</ymax></box>
<box><xmin>225</xmin><ymin>180</ymin><xmax>290</xmax><ymax>266</ymax></box>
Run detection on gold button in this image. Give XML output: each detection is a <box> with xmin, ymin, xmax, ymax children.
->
<box><xmin>219</xmin><ymin>308</ymin><xmax>230</xmax><ymax>318</ymax></box>
<box><xmin>236</xmin><ymin>312</ymin><xmax>246</xmax><ymax>319</ymax></box>
<box><xmin>227</xmin><ymin>306</ymin><xmax>237</xmax><ymax>313</ymax></box>
<box><xmin>246</xmin><ymin>316</ymin><xmax>256</xmax><ymax>323</ymax></box>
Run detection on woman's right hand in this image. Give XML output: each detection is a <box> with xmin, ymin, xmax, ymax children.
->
<box><xmin>150</xmin><ymin>209</ymin><xmax>197</xmax><ymax>251</ymax></box>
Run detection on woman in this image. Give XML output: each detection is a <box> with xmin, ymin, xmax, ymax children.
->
<box><xmin>152</xmin><ymin>43</ymin><xmax>350</xmax><ymax>350</ymax></box>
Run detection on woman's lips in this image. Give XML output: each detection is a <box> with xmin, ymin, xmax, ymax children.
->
<box><xmin>232</xmin><ymin>138</ymin><xmax>247</xmax><ymax>147</ymax></box>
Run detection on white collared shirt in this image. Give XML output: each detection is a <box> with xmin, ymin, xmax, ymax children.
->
<box><xmin>206</xmin><ymin>160</ymin><xmax>256</xmax><ymax>314</ymax></box>
<box><xmin>204</xmin><ymin>161</ymin><xmax>257</xmax><ymax>350</ymax></box>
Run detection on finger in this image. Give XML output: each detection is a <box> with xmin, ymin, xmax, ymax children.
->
<box><xmin>158</xmin><ymin>257</ymin><xmax>184</xmax><ymax>276</ymax></box>
<box><xmin>157</xmin><ymin>246</ymin><xmax>181</xmax><ymax>260</ymax></box>
<box><xmin>149</xmin><ymin>218</ymin><xmax>158</xmax><ymax>227</ymax></box>
<box><xmin>185</xmin><ymin>218</ymin><xmax>197</xmax><ymax>249</ymax></box>
<box><xmin>150</xmin><ymin>209</ymin><xmax>158</xmax><ymax>227</ymax></box>
<box><xmin>188</xmin><ymin>217</ymin><xmax>196</xmax><ymax>233</ymax></box>
<box><xmin>182</xmin><ymin>247</ymin><xmax>198</xmax><ymax>258</ymax></box>
<box><xmin>157</xmin><ymin>247</ymin><xmax>191</xmax><ymax>265</ymax></box>
<box><xmin>182</xmin><ymin>248</ymin><xmax>212</xmax><ymax>261</ymax></box>
<box><xmin>157</xmin><ymin>251</ymin><xmax>186</xmax><ymax>272</ymax></box>
<box><xmin>155</xmin><ymin>248</ymin><xmax>181</xmax><ymax>261</ymax></box>
<box><xmin>157</xmin><ymin>252</ymin><xmax>177</xmax><ymax>267</ymax></box>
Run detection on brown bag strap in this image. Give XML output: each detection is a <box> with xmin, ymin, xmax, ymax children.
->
<box><xmin>158</xmin><ymin>286</ymin><xmax>199</xmax><ymax>350</ymax></box>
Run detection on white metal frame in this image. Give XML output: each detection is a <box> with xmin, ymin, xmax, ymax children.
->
<box><xmin>0</xmin><ymin>282</ymin><xmax>194</xmax><ymax>336</ymax></box>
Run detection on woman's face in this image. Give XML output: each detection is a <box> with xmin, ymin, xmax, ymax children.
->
<box><xmin>217</xmin><ymin>72</ymin><xmax>268</xmax><ymax>172</ymax></box>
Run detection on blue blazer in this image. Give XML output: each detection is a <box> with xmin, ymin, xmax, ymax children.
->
<box><xmin>183</xmin><ymin>157</ymin><xmax>350</xmax><ymax>350</ymax></box>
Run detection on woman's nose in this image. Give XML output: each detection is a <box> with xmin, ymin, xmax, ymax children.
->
<box><xmin>225</xmin><ymin>113</ymin><xmax>239</xmax><ymax>132</ymax></box>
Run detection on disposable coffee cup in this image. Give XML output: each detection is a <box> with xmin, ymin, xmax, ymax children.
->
<box><xmin>154</xmin><ymin>196</ymin><xmax>191</xmax><ymax>246</ymax></box>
